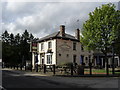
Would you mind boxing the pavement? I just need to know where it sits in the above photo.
[2,68,120,89]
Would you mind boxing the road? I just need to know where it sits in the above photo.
[2,70,87,89]
[2,69,119,90]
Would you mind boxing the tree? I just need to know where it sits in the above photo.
[81,3,120,75]
[9,33,14,43]
[15,33,21,45]
[114,10,120,62]
[2,30,35,67]
[29,33,34,41]
[2,30,10,43]
[2,31,11,63]
[21,30,30,60]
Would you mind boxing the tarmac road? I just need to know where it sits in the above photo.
[2,70,87,89]
[2,69,119,90]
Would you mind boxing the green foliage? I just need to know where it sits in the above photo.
[81,3,120,54]
[114,10,120,57]
[2,30,36,65]
[58,62,73,68]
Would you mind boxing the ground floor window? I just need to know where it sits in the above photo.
[80,55,84,64]
[47,55,52,64]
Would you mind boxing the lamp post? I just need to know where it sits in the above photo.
[29,41,32,72]
[89,55,92,75]
[112,41,115,75]
[35,52,38,72]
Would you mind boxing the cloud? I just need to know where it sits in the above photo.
[2,2,118,38]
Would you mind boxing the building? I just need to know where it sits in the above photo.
[31,25,93,69]
[93,51,120,68]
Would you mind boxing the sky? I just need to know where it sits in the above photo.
[1,1,119,38]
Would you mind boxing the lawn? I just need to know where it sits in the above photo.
[84,68,120,74]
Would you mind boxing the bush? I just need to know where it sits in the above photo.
[58,62,73,68]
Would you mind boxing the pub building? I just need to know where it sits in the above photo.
[31,25,93,69]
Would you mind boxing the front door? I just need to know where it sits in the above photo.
[41,57,44,65]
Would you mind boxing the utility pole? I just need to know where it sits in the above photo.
[112,41,115,75]
[29,41,32,72]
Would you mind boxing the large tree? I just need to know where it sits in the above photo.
[2,30,35,67]
[114,10,120,62]
[81,3,120,75]
[2,31,11,63]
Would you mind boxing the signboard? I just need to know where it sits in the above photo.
[31,42,37,52]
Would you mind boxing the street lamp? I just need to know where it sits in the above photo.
[112,41,115,75]
[28,40,32,72]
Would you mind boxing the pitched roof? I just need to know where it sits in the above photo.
[37,31,79,42]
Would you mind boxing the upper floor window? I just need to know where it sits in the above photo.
[41,43,44,50]
[48,42,52,49]
[73,42,76,50]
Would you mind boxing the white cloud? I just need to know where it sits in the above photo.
[6,2,27,12]
[16,16,34,26]
[2,2,118,38]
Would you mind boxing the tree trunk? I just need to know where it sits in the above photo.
[119,55,120,67]
[105,53,109,75]
[112,47,115,75]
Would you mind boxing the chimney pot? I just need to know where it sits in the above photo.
[60,25,65,37]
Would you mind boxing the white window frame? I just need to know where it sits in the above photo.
[46,54,52,64]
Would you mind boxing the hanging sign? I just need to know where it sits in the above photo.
[32,42,37,52]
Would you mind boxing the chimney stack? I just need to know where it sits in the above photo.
[60,25,65,37]
[75,29,80,41]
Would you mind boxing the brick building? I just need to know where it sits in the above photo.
[31,25,93,69]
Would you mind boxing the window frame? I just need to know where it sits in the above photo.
[73,42,76,50]
[41,43,44,51]
[48,41,52,49]
[47,55,52,64]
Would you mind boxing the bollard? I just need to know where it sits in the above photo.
[53,65,55,75]
[71,64,73,75]
[77,64,85,75]
[11,65,12,69]
[17,65,18,70]
[89,63,92,75]
[44,64,46,74]
[36,64,38,72]
[25,65,26,71]
[31,65,32,72]
[14,65,15,69]
[8,64,9,68]
[20,65,22,70]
